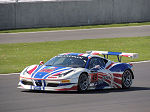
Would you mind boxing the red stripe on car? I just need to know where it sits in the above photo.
[106,63,114,69]
[27,66,38,75]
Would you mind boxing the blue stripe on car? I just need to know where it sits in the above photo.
[31,65,43,78]
[43,68,72,79]
[109,63,132,72]
[32,66,72,79]
[107,52,122,55]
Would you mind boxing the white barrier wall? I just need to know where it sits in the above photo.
[0,0,150,30]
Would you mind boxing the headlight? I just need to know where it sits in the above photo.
[58,70,73,77]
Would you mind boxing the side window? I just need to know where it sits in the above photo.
[97,58,106,67]
[89,58,98,69]
[103,58,108,64]
[89,57,105,69]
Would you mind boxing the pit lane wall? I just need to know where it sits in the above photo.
[0,0,150,30]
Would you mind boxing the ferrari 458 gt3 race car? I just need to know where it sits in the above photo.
[18,51,138,92]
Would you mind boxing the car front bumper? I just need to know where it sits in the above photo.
[18,77,78,91]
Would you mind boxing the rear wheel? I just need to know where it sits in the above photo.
[122,70,133,88]
[78,73,89,92]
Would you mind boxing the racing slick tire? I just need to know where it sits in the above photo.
[78,73,89,92]
[122,69,133,88]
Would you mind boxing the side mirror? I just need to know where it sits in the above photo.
[39,61,44,65]
[94,65,100,69]
[90,65,100,72]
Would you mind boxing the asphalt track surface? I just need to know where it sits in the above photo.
[0,62,150,112]
[0,25,150,112]
[0,25,150,43]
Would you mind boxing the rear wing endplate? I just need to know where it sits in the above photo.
[86,51,138,62]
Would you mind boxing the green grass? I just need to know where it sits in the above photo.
[0,22,150,33]
[0,36,150,74]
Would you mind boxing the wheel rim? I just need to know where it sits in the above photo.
[123,70,132,88]
[79,74,89,91]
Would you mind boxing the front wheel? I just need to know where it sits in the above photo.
[122,70,133,88]
[78,73,89,92]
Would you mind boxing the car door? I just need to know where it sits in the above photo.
[89,57,113,89]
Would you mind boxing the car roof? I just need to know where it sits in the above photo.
[59,53,102,58]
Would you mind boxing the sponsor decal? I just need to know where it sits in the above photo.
[33,86,41,90]
[47,76,58,78]
[39,67,57,73]
[61,80,70,83]
[90,73,98,83]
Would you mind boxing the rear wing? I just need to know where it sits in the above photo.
[86,51,138,62]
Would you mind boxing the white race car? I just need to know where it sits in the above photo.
[18,51,138,92]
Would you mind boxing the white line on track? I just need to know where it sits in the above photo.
[130,60,150,64]
[0,73,20,76]
[0,60,150,76]
[2,25,150,35]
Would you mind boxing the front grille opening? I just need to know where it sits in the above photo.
[35,81,42,86]
[21,80,33,85]
[47,83,59,87]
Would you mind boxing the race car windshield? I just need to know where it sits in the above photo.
[44,55,88,68]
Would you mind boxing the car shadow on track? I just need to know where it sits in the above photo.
[21,86,150,94]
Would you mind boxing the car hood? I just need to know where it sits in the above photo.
[30,65,74,79]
